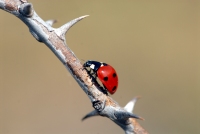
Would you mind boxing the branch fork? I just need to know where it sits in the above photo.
[0,1,148,134]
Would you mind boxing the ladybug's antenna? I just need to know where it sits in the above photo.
[80,59,85,64]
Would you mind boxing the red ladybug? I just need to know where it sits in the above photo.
[83,60,118,95]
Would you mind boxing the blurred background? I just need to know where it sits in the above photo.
[0,0,199,134]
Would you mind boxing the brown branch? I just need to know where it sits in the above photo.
[0,1,148,134]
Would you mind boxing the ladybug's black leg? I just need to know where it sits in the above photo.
[88,70,97,78]
[99,85,108,95]
[84,68,98,84]
[83,66,107,95]
[90,77,108,95]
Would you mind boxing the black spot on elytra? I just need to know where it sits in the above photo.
[104,77,108,81]
[113,73,116,78]
[112,86,116,91]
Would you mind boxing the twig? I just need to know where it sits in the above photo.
[0,1,148,134]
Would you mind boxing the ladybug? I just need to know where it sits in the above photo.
[83,60,118,95]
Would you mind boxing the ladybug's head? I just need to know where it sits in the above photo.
[83,60,93,68]
[83,60,103,72]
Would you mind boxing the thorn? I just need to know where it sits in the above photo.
[46,19,57,26]
[82,110,99,121]
[127,112,145,121]
[55,15,89,39]
[124,96,141,113]
[114,110,144,121]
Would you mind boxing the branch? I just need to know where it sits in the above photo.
[0,1,148,134]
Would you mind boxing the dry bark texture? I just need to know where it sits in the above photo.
[0,1,148,134]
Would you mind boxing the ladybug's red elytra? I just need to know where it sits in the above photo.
[83,60,118,95]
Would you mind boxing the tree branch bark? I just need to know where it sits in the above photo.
[0,1,148,134]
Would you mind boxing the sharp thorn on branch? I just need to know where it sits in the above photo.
[82,110,99,121]
[114,109,144,121]
[46,19,57,26]
[124,96,141,113]
[55,15,89,40]
[126,112,145,121]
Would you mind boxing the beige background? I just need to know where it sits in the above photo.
[0,0,200,134]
